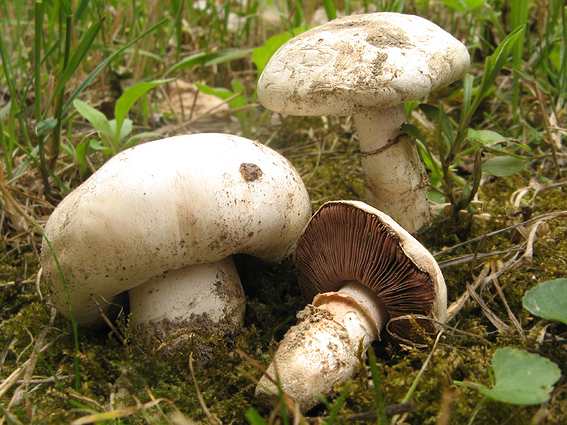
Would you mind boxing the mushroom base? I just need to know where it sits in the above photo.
[127,258,245,359]
[127,310,243,363]
[255,282,388,413]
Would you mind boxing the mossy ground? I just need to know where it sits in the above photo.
[1,113,566,424]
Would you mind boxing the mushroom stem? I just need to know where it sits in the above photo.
[128,257,245,338]
[255,281,389,413]
[353,105,431,233]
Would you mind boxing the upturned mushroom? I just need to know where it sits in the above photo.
[255,200,446,412]
[41,133,311,346]
[257,12,470,233]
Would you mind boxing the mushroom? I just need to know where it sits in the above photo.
[257,12,470,233]
[255,200,446,412]
[41,133,311,346]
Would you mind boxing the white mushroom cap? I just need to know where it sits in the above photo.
[257,12,470,233]
[257,12,470,116]
[41,134,311,328]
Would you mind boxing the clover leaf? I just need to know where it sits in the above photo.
[456,347,561,405]
[523,278,567,324]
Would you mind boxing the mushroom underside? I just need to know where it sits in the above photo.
[256,201,447,413]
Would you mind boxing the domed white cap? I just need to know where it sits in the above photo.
[41,134,311,326]
[258,12,470,116]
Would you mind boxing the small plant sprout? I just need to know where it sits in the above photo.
[256,201,446,413]
[404,25,528,215]
[455,347,561,405]
[523,278,567,325]
[72,78,172,163]
[41,134,311,349]
[257,12,470,232]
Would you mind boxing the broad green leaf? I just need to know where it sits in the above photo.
[402,123,425,143]
[123,132,163,150]
[206,48,253,66]
[442,0,468,13]
[465,0,485,9]
[419,104,454,140]
[74,140,90,177]
[196,81,247,112]
[482,156,526,177]
[230,79,248,109]
[108,118,133,145]
[443,0,484,12]
[114,79,172,140]
[466,129,507,146]
[166,52,219,75]
[523,279,567,324]
[465,129,531,155]
[73,100,112,136]
[195,83,234,100]
[251,27,307,76]
[89,139,109,151]
[476,348,561,405]
[252,32,292,75]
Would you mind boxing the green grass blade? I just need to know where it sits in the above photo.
[0,24,31,150]
[459,74,473,128]
[509,0,529,121]
[369,347,387,424]
[74,0,90,21]
[322,0,337,21]
[61,18,170,115]
[49,3,73,169]
[390,332,443,425]
[34,0,52,199]
[40,229,81,391]
[40,37,62,66]
[166,47,252,75]
[0,107,12,180]
[48,16,104,109]
[461,25,526,130]
[322,381,351,424]
[57,0,72,17]
[245,408,267,425]
[165,0,185,59]
[557,1,567,97]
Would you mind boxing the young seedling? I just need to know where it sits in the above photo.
[72,79,172,161]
